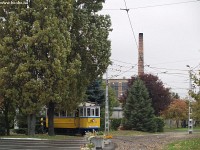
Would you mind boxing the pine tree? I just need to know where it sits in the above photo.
[121,74,172,116]
[123,78,156,132]
[86,79,104,104]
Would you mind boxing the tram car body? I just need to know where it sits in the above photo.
[46,102,100,134]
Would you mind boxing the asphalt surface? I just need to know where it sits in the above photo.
[0,138,88,150]
[0,138,116,150]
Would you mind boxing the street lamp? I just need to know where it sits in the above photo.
[186,65,193,134]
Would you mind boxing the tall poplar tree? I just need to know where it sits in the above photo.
[68,0,112,104]
[0,1,26,135]
[0,0,74,136]
[1,0,112,136]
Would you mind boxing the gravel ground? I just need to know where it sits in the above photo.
[112,132,200,150]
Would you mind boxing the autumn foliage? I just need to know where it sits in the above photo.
[162,99,188,128]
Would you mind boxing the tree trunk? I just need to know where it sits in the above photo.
[4,108,10,135]
[27,114,36,136]
[4,102,10,135]
[48,101,55,136]
[169,119,172,128]
[176,120,179,128]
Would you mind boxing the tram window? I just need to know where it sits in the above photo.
[79,108,83,117]
[87,108,91,116]
[91,108,95,116]
[84,108,86,116]
[60,111,66,117]
[95,108,99,116]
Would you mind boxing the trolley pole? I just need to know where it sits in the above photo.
[187,65,193,134]
[105,71,109,135]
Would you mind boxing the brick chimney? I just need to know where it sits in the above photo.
[138,33,144,76]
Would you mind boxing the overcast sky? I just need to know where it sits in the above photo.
[101,0,200,98]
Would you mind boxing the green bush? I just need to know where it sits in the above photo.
[154,117,164,132]
[96,131,104,135]
[13,128,27,134]
[16,113,27,128]
[111,118,122,130]
[0,127,6,136]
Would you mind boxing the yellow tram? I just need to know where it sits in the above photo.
[46,102,100,134]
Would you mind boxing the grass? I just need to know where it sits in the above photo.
[164,127,200,132]
[109,130,154,136]
[165,138,200,150]
[108,127,200,137]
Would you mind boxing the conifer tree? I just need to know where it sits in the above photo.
[86,79,104,104]
[123,78,156,132]
[121,74,172,116]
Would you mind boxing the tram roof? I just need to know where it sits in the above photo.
[79,102,98,107]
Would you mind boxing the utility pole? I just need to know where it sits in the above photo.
[105,71,109,135]
[187,65,193,134]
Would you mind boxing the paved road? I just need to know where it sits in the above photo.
[0,138,88,150]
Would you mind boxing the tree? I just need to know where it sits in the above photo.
[68,0,112,105]
[101,81,120,130]
[0,4,25,135]
[123,78,156,132]
[170,92,180,99]
[191,71,200,121]
[0,96,15,135]
[162,99,188,128]
[192,101,200,121]
[0,0,74,136]
[0,0,112,136]
[121,74,172,116]
[0,39,17,135]
[85,79,119,130]
[86,79,105,104]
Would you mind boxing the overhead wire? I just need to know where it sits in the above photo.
[144,64,189,79]
[146,58,200,66]
[102,0,200,11]
[108,64,137,79]
[111,59,136,65]
[145,65,188,72]
[111,62,137,69]
[129,0,200,10]
[121,0,138,49]
[106,0,199,87]
[192,63,200,70]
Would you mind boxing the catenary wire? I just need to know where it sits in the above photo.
[102,0,200,10]
[121,0,138,49]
